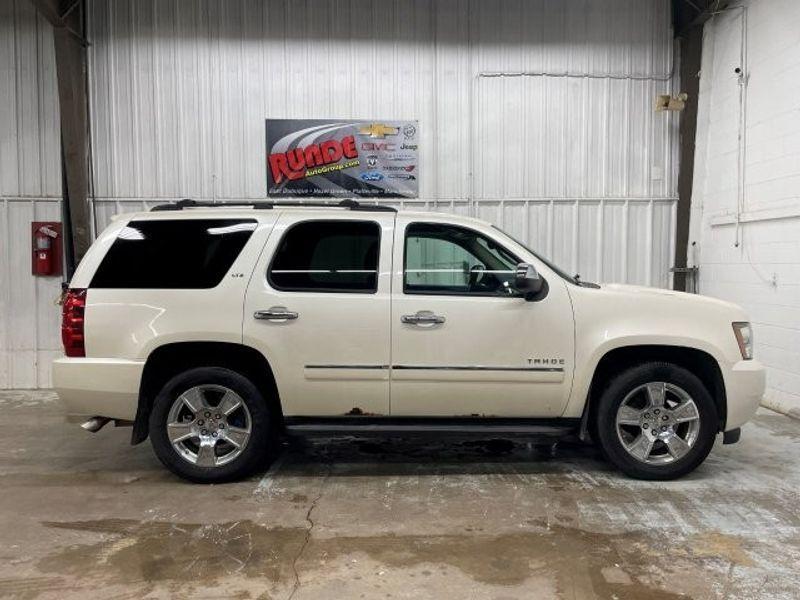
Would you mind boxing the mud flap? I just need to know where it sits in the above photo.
[722,428,741,445]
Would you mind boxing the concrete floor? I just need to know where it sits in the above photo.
[1,391,800,599]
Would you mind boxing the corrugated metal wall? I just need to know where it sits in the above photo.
[0,0,680,389]
[0,0,63,388]
[89,0,680,287]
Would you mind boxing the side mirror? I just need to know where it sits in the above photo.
[514,262,543,298]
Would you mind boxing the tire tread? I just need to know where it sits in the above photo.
[594,361,718,480]
[149,366,277,483]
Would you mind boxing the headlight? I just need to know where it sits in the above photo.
[732,322,753,360]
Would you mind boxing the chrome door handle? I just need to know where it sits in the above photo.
[401,310,446,325]
[254,306,299,321]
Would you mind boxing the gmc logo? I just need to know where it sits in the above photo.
[361,142,396,152]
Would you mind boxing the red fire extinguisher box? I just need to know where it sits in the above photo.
[31,221,63,277]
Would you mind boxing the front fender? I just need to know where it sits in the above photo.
[562,283,747,419]
[563,334,730,418]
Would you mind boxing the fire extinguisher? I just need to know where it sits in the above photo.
[34,225,58,276]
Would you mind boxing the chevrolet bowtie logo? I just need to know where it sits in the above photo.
[358,123,400,138]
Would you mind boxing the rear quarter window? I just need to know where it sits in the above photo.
[90,219,257,289]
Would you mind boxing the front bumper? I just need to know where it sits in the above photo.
[724,359,766,431]
[53,358,144,422]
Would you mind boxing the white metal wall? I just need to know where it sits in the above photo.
[0,0,681,389]
[0,0,63,389]
[89,0,680,287]
[689,0,800,416]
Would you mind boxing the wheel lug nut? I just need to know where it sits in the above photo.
[215,414,221,420]
[663,415,669,421]
[211,431,217,437]
[197,419,204,426]
[661,426,667,431]
[644,413,650,419]
[654,409,660,415]
[219,423,225,429]
[642,423,649,429]
[204,411,211,418]
[201,429,208,435]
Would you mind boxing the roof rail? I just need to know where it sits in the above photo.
[150,198,397,213]
[151,199,271,211]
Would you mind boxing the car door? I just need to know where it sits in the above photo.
[243,211,395,416]
[390,214,575,417]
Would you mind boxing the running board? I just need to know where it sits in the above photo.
[284,417,580,439]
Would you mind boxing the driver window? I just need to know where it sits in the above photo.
[404,222,520,296]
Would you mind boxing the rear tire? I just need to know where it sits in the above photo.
[594,362,718,480]
[149,367,277,483]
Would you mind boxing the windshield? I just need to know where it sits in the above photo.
[491,225,579,285]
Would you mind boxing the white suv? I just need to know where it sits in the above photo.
[54,199,765,482]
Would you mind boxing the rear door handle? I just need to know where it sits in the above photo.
[401,310,446,325]
[254,306,299,321]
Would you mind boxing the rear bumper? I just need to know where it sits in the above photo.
[53,358,144,421]
[724,359,766,431]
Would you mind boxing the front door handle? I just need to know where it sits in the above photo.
[401,310,446,325]
[254,306,299,321]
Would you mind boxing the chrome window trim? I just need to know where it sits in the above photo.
[305,364,565,373]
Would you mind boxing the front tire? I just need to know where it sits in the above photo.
[149,367,276,483]
[594,362,718,480]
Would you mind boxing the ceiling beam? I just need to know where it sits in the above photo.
[673,0,734,37]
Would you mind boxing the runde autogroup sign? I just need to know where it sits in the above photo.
[266,119,419,198]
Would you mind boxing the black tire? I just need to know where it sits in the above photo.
[594,362,718,480]
[149,367,277,483]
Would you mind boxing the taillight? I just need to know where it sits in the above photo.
[61,288,87,357]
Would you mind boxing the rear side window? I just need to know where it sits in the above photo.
[268,220,380,293]
[91,219,257,289]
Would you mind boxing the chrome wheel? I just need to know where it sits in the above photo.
[166,384,252,468]
[615,382,701,465]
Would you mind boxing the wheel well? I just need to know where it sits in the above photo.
[132,342,281,445]
[584,345,727,438]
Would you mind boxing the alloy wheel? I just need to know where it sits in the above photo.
[166,384,252,468]
[615,381,701,465]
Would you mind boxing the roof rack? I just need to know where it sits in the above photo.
[150,198,397,213]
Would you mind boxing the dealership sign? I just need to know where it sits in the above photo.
[266,119,418,198]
